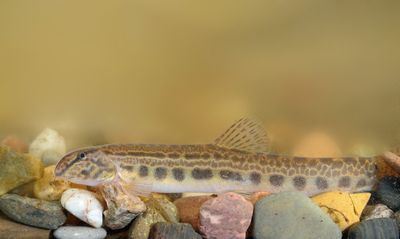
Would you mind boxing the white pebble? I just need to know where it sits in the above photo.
[61,189,104,228]
[54,226,107,239]
[29,128,66,166]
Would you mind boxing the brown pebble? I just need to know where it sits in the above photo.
[1,135,28,153]
[174,195,214,231]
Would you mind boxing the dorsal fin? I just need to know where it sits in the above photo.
[214,117,270,153]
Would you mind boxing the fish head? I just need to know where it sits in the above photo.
[54,148,116,186]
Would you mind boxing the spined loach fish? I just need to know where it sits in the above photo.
[55,118,395,197]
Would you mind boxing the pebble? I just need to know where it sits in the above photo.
[312,191,370,230]
[174,195,214,231]
[0,193,66,229]
[375,176,400,210]
[61,189,104,228]
[29,128,66,166]
[100,183,146,229]
[149,222,202,239]
[347,218,399,239]
[147,195,179,223]
[253,191,341,239]
[199,192,253,239]
[362,204,394,221]
[33,165,70,200]
[53,226,107,239]
[0,146,43,196]
[1,135,28,153]
[393,210,400,228]
[128,205,166,239]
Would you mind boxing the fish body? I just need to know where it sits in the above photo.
[55,118,378,196]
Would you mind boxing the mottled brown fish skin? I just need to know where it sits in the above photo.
[55,143,378,196]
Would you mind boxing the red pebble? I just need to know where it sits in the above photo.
[199,192,253,239]
[1,135,28,153]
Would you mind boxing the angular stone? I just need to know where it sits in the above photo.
[53,226,107,239]
[362,204,394,221]
[0,212,50,239]
[100,183,146,230]
[253,191,341,239]
[312,191,370,230]
[149,222,202,239]
[0,193,66,229]
[375,176,400,211]
[33,165,71,201]
[128,205,166,239]
[347,218,399,239]
[199,192,253,239]
[0,146,43,196]
[146,195,178,223]
[174,195,214,231]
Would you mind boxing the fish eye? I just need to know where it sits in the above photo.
[78,152,86,159]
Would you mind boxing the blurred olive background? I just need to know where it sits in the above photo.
[0,0,399,153]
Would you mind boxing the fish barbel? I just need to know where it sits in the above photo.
[55,118,379,196]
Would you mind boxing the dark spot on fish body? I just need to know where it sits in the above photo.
[356,178,367,188]
[81,169,91,176]
[293,176,306,190]
[288,169,295,176]
[172,168,185,181]
[250,172,261,185]
[155,167,167,180]
[184,153,201,160]
[338,176,351,188]
[168,153,180,159]
[192,168,213,180]
[320,158,333,165]
[316,177,328,190]
[332,160,344,169]
[139,165,148,177]
[213,153,223,160]
[202,153,211,159]
[93,170,103,179]
[343,157,357,167]
[219,170,243,181]
[269,174,284,186]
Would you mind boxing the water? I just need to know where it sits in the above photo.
[0,0,399,152]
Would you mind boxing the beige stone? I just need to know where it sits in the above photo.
[0,146,43,196]
[33,165,70,200]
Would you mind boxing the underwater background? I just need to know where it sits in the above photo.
[0,0,399,153]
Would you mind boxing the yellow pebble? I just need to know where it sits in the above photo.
[33,165,70,200]
[312,191,370,231]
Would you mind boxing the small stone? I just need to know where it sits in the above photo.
[61,189,104,228]
[0,193,66,229]
[147,195,178,223]
[128,205,166,239]
[199,192,253,239]
[375,176,400,210]
[29,128,66,166]
[1,135,28,153]
[99,183,146,230]
[0,212,50,239]
[362,204,394,221]
[53,226,107,239]
[33,165,70,200]
[174,195,214,231]
[253,191,341,239]
[312,191,370,230]
[393,210,400,228]
[347,218,399,239]
[0,146,43,196]
[149,222,202,239]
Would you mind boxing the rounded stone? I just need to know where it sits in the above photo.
[29,128,66,166]
[149,222,202,239]
[53,226,107,239]
[253,191,341,239]
[347,218,399,239]
[0,193,66,229]
[199,192,253,239]
[375,176,400,211]
[61,189,104,228]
